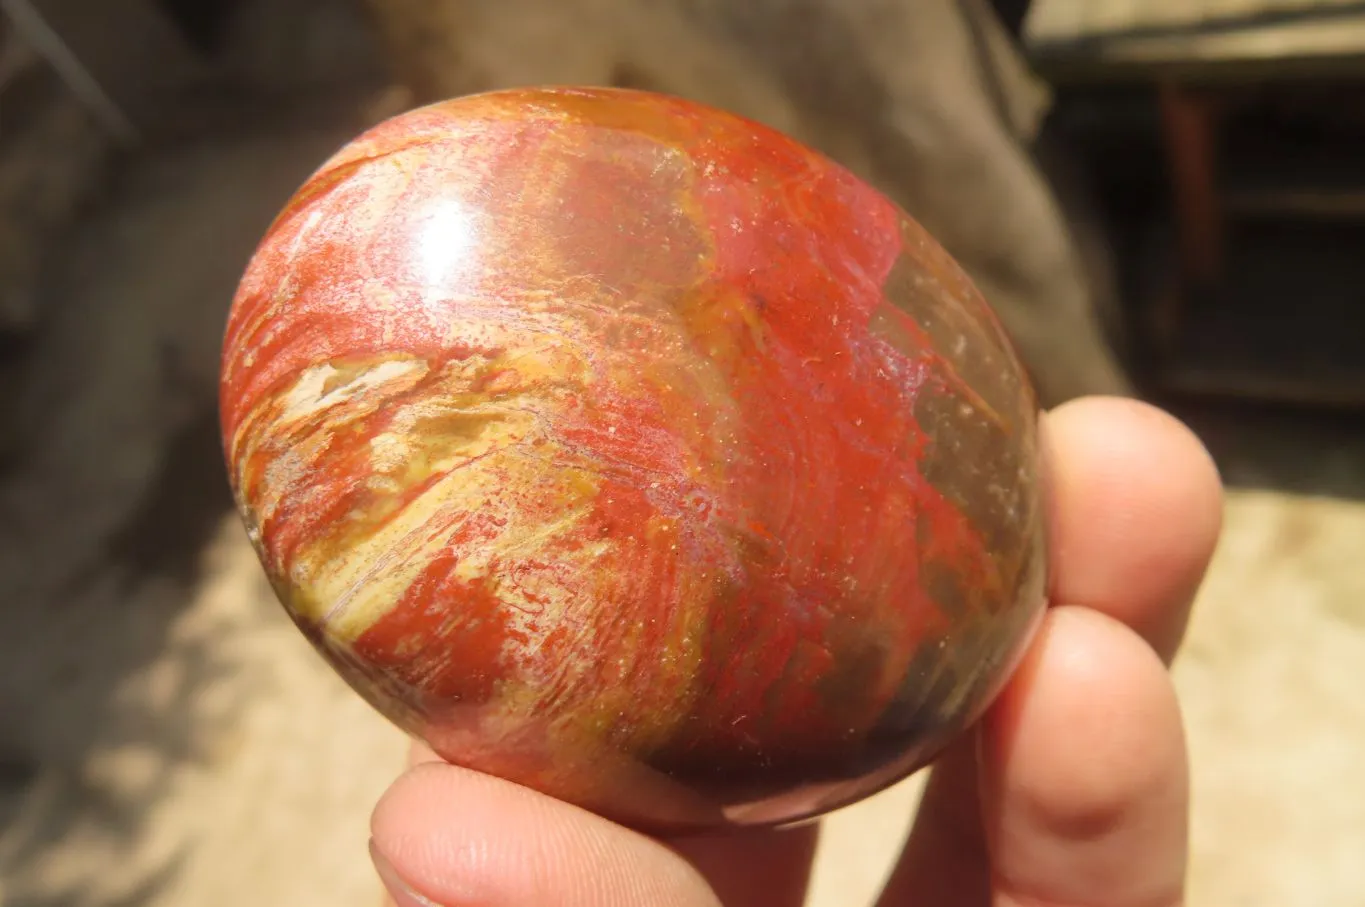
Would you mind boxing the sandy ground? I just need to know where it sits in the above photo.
[0,90,1362,907]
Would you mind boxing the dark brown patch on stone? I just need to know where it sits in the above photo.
[913,376,1038,610]
[881,243,1031,429]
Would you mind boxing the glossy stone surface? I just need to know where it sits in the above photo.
[219,86,1048,833]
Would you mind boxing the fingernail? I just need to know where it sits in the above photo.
[369,838,444,907]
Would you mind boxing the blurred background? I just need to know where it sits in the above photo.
[0,0,1361,904]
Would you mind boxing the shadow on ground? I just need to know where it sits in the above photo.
[0,97,378,905]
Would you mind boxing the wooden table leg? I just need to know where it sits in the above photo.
[1156,81,1223,349]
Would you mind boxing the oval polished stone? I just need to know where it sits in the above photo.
[219,86,1048,833]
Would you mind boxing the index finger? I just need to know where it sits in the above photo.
[879,395,1223,906]
[1044,395,1224,661]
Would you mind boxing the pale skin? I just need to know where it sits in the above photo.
[367,395,1224,907]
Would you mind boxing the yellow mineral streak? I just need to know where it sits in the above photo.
[250,279,738,747]
[276,358,428,429]
[229,356,431,536]
[673,279,769,374]
[298,441,541,641]
[490,512,716,757]
[278,347,597,644]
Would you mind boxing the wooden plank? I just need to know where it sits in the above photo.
[1223,155,1365,217]
[1223,186,1365,216]
[1151,363,1365,409]
[1024,4,1365,82]
[1028,0,1365,42]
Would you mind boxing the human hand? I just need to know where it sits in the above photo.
[367,396,1223,907]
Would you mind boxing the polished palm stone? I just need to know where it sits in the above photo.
[219,86,1048,833]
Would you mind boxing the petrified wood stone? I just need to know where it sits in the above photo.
[220,88,1048,831]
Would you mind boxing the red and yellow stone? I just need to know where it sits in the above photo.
[219,86,1048,832]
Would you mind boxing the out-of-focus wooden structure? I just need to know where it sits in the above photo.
[1023,0,1365,407]
[1027,0,1365,80]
